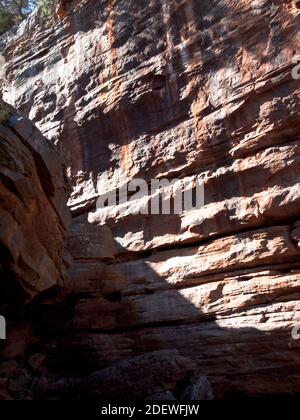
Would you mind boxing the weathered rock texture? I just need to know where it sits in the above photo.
[1,0,300,399]
[0,99,70,399]
[45,349,200,401]
[0,99,70,304]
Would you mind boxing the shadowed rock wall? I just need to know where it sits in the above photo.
[0,99,70,305]
[1,0,300,398]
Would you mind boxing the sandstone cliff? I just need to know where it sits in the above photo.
[1,0,300,399]
[0,99,70,303]
[0,98,71,399]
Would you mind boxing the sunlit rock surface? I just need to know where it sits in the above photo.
[1,0,300,398]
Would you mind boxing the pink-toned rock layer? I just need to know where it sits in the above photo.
[0,99,70,400]
[1,0,300,398]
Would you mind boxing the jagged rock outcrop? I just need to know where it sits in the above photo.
[0,99,70,304]
[1,0,300,398]
[0,99,71,399]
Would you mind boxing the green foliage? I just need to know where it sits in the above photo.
[0,0,55,34]
[0,98,10,122]
[37,0,55,28]
[0,9,13,34]
[0,2,22,34]
[0,0,34,34]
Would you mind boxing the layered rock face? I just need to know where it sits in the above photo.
[1,0,300,398]
[0,99,70,304]
[0,99,70,399]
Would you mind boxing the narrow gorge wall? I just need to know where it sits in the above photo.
[0,99,70,399]
[0,100,70,305]
[1,0,300,398]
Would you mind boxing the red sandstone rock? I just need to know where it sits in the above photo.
[1,0,300,399]
[0,99,70,302]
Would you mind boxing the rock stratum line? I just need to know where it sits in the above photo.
[0,0,300,400]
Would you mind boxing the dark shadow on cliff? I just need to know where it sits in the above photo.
[1,209,297,400]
